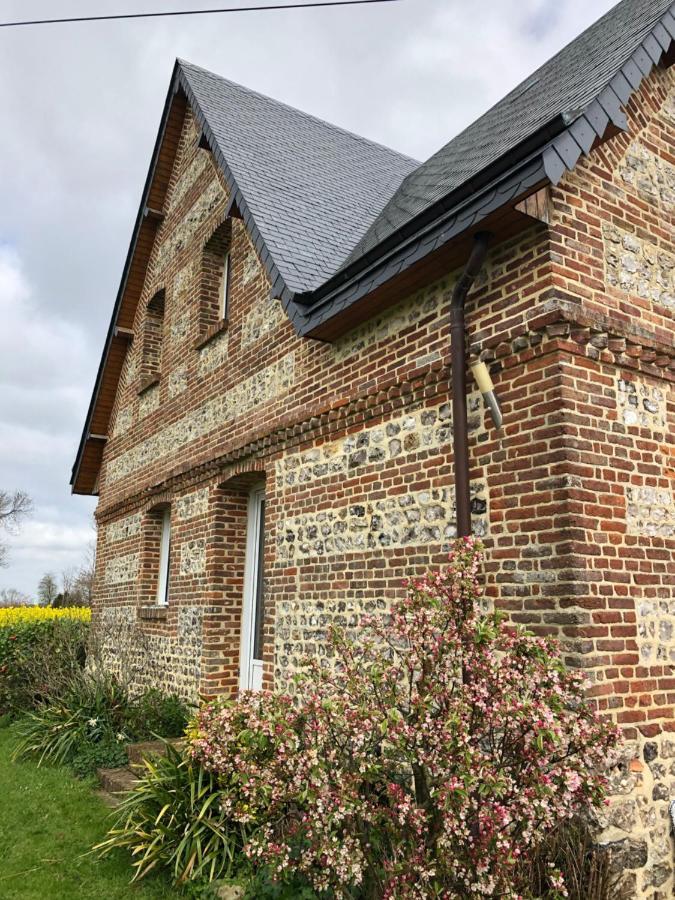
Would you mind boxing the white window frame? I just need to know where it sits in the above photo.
[240,484,265,692]
[156,507,172,606]
[220,251,231,320]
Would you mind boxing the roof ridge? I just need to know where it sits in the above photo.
[177,58,420,166]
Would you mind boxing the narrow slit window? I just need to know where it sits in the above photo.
[156,507,171,606]
[220,251,231,320]
[142,289,165,380]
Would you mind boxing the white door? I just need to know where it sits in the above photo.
[240,485,266,692]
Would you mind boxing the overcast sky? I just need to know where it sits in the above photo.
[0,0,617,597]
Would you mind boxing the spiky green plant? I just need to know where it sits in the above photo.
[95,741,245,885]
[12,672,189,776]
[12,672,131,768]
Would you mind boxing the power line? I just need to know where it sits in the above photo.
[0,0,401,29]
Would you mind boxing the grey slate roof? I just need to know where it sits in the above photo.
[343,0,675,268]
[179,60,419,295]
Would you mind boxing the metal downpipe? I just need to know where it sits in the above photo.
[450,232,491,538]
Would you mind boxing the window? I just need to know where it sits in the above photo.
[156,507,171,606]
[141,289,165,383]
[240,486,265,691]
[198,220,232,336]
[220,251,231,320]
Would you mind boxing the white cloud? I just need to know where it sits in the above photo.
[8,520,95,558]
[0,245,96,594]
[0,246,90,388]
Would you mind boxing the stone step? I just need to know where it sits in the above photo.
[97,766,140,795]
[127,738,184,771]
[127,740,168,769]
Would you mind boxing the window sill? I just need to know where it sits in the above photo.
[138,605,168,621]
[194,318,228,350]
[137,374,161,396]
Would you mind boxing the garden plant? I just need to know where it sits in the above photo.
[1,604,190,776]
[103,538,619,898]
[13,675,190,777]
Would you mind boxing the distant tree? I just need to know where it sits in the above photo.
[0,490,32,567]
[74,540,96,607]
[0,587,31,607]
[37,572,58,607]
[59,568,76,606]
[58,541,95,607]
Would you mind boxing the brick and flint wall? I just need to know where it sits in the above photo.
[92,65,675,898]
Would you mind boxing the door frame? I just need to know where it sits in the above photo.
[239,483,266,691]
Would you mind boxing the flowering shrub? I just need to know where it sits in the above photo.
[192,538,619,899]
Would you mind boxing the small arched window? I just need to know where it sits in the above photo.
[139,501,172,610]
[199,219,232,337]
[141,288,165,383]
[221,249,231,320]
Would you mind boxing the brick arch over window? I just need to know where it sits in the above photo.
[140,288,166,388]
[198,218,232,336]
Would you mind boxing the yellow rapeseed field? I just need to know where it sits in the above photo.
[0,606,91,627]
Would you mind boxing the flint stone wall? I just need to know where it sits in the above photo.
[95,605,205,703]
[603,222,675,313]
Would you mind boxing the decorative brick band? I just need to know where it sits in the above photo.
[100,302,675,524]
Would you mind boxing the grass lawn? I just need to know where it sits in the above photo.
[0,724,180,900]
